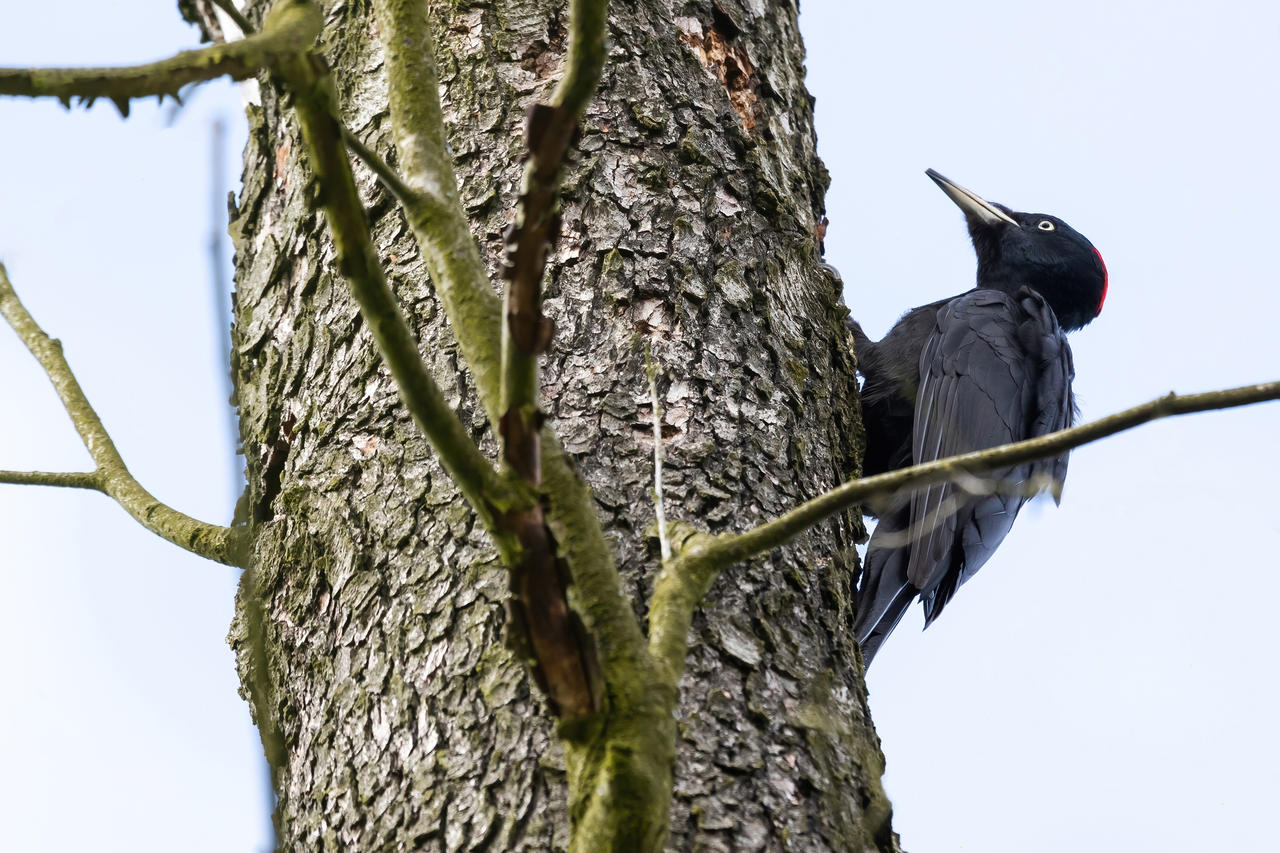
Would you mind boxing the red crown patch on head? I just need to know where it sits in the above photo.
[1094,248,1109,313]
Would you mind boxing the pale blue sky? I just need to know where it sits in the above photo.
[2,2,1277,852]
[0,3,264,850]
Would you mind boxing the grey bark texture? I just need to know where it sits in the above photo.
[203,0,895,849]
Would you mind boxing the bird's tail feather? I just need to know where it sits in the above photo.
[854,526,918,668]
[856,582,915,667]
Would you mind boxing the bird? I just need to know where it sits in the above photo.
[849,170,1107,667]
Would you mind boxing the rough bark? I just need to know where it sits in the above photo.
[208,0,893,849]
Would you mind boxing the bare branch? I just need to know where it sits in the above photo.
[648,379,1280,681]
[340,125,417,210]
[725,381,1279,562]
[0,470,100,490]
[491,0,611,722]
[212,0,255,36]
[0,264,247,566]
[868,472,1061,550]
[270,51,527,547]
[646,347,671,563]
[501,0,609,413]
[0,0,317,115]
[370,0,615,721]
[371,0,505,424]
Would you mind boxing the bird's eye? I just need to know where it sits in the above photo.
[1037,220,1055,231]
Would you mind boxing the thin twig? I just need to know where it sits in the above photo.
[212,0,255,36]
[867,472,1061,550]
[0,264,247,566]
[501,0,609,418]
[271,53,527,546]
[340,125,417,208]
[648,379,1280,680]
[371,0,505,424]
[0,470,100,490]
[0,1,318,115]
[645,346,670,563]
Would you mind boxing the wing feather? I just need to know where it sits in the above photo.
[855,287,1078,660]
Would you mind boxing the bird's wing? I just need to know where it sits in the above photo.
[854,289,1074,664]
[1028,304,1076,503]
[907,289,1074,625]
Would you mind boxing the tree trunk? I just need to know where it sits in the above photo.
[208,0,895,848]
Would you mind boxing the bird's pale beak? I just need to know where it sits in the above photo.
[926,169,1019,227]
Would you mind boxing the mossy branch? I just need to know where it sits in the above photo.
[0,264,248,567]
[0,469,100,489]
[648,379,1280,680]
[369,0,642,731]
[0,0,318,115]
[299,0,658,842]
[371,0,506,426]
[340,126,417,210]
[270,47,528,564]
[552,0,610,119]
[212,0,255,36]
[485,0,613,727]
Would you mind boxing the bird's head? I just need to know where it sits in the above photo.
[927,169,1107,331]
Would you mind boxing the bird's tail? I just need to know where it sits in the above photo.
[854,513,917,668]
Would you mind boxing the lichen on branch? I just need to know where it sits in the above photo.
[0,0,321,115]
[0,264,247,566]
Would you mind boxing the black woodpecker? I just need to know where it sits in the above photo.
[850,170,1107,667]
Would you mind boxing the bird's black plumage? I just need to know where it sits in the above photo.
[850,170,1107,666]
